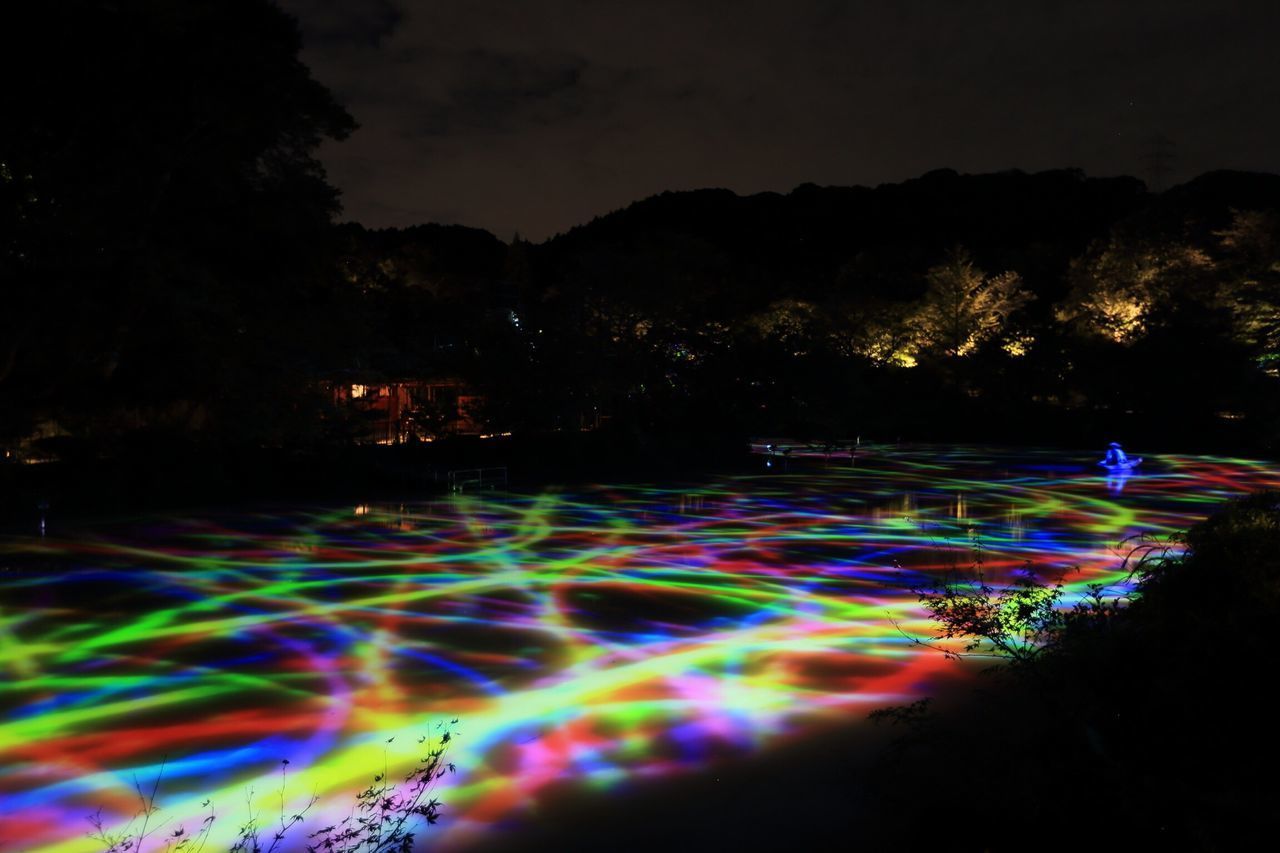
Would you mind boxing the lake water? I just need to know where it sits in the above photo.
[3,446,1277,851]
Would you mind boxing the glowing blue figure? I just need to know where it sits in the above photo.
[1100,441,1142,471]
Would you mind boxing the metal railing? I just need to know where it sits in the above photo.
[447,466,509,493]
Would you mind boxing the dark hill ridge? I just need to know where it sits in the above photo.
[543,169,1280,259]
[341,168,1280,280]
[324,169,1280,329]
[545,169,1143,259]
[1161,169,1280,216]
[1139,169,1280,241]
[549,169,1280,250]
[523,170,1148,312]
[336,221,509,289]
[528,169,1279,305]
[337,167,1280,319]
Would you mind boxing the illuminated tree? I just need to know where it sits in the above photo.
[1056,237,1213,343]
[911,248,1030,357]
[1214,209,1280,367]
[826,299,918,367]
[1216,208,1280,265]
[743,298,819,355]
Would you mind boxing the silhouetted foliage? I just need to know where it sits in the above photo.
[87,724,457,853]
[2,0,354,453]
[867,493,1280,851]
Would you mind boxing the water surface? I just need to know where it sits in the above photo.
[2,447,1276,850]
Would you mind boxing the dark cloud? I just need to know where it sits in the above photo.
[287,0,402,47]
[279,0,1280,240]
[404,49,597,137]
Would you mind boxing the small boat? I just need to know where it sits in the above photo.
[1099,457,1142,472]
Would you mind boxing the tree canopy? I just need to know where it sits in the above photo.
[1,0,355,449]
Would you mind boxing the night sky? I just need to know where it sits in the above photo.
[279,0,1280,240]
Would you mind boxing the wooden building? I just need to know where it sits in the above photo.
[329,377,483,444]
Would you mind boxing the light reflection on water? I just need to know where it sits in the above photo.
[2,446,1278,851]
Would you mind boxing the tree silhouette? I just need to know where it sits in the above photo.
[1,0,355,450]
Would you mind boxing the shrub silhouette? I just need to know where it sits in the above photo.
[88,722,457,853]
[870,493,1280,851]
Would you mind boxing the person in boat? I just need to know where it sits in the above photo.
[1101,442,1141,468]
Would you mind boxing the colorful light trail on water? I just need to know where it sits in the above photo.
[2,446,1278,851]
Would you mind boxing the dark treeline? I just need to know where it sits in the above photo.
[5,1,1280,484]
[2,0,357,460]
[465,168,1280,451]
